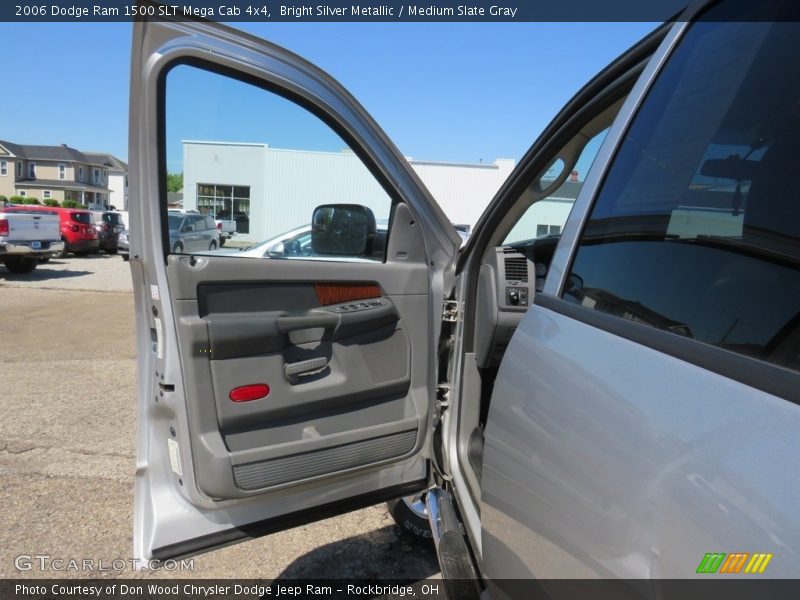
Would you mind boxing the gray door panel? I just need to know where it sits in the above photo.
[131,12,458,559]
[165,254,432,501]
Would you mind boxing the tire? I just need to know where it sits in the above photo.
[172,242,183,254]
[387,493,432,539]
[4,257,38,274]
[74,251,91,257]
[219,238,226,247]
[121,254,129,262]
[208,240,218,251]
[39,258,50,264]
[58,239,69,258]
[106,248,117,255]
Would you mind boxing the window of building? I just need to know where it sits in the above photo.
[29,162,36,178]
[93,168,100,184]
[535,224,562,237]
[0,160,7,176]
[564,16,800,374]
[43,190,52,199]
[16,162,21,177]
[19,190,26,197]
[197,184,251,234]
[78,167,83,182]
[59,164,66,180]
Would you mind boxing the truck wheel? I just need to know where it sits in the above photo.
[387,493,432,539]
[58,240,69,258]
[4,257,38,274]
[219,238,226,247]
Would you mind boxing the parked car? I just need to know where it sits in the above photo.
[167,210,220,253]
[130,1,800,590]
[216,220,390,259]
[118,229,130,261]
[0,207,63,273]
[90,211,125,254]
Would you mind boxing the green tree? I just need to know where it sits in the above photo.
[166,172,183,193]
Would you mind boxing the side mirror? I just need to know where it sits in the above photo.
[181,224,193,232]
[267,242,285,257]
[311,204,376,256]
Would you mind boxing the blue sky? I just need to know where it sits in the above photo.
[1,21,657,167]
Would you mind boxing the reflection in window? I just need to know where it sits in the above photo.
[566,9,800,373]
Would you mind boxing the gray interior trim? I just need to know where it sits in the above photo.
[535,294,800,405]
[234,429,418,490]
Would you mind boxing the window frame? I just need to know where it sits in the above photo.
[0,160,7,176]
[43,190,52,199]
[29,162,36,178]
[58,163,66,180]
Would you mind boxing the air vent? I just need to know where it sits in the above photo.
[502,247,518,254]
[504,256,528,282]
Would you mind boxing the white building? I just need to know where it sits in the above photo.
[182,140,575,243]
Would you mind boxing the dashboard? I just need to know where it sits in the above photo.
[474,236,560,368]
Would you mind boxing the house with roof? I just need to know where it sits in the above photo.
[0,140,126,208]
[83,152,129,210]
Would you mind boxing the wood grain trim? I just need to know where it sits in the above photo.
[315,283,381,306]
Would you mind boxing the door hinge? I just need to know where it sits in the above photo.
[442,300,459,322]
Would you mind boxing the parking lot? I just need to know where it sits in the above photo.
[0,254,438,580]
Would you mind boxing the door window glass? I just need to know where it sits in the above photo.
[165,64,392,259]
[565,6,800,373]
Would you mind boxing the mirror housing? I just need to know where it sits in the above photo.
[311,204,376,256]
[267,242,285,257]
[181,224,193,233]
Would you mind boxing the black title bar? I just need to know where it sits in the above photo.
[5,0,689,23]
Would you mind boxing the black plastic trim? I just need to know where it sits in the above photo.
[151,478,427,562]
[535,294,800,405]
